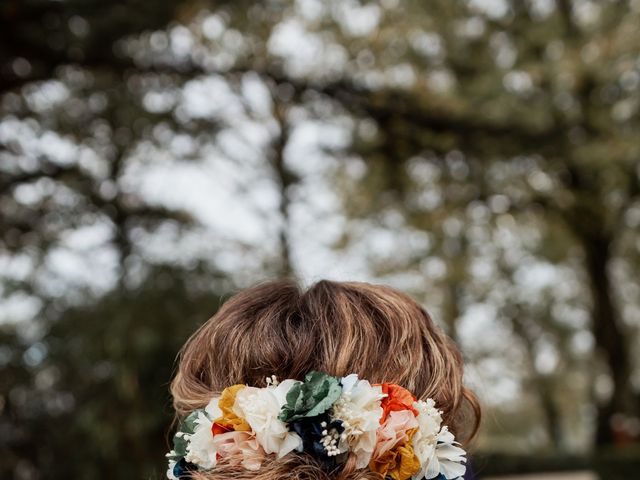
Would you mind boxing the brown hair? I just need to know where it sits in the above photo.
[170,279,480,480]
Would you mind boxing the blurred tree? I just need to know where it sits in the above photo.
[0,0,192,92]
[0,3,230,479]
[314,0,640,448]
[2,2,640,479]
[0,266,227,479]
[1,3,306,478]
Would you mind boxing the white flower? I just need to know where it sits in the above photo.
[412,400,466,480]
[332,374,386,468]
[205,395,223,419]
[184,410,218,469]
[166,455,178,479]
[413,399,442,437]
[233,384,302,458]
[432,427,467,479]
[270,379,299,408]
[412,410,466,480]
[412,399,442,480]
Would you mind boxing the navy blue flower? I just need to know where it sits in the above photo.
[173,458,197,479]
[288,412,346,470]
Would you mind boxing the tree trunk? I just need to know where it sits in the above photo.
[443,282,461,344]
[270,100,296,278]
[582,234,633,446]
[509,308,564,449]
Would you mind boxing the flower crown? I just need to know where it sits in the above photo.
[166,371,466,480]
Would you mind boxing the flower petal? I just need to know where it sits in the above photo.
[216,385,251,431]
[377,383,418,422]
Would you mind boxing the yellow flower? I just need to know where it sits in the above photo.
[214,384,251,432]
[370,428,421,480]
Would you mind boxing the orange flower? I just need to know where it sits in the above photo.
[369,428,421,480]
[211,423,232,435]
[214,384,251,432]
[377,383,418,422]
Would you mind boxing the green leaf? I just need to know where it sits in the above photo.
[170,410,203,458]
[181,410,201,434]
[278,371,342,422]
[171,431,188,458]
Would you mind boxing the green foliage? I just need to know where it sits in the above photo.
[475,447,640,480]
[0,268,226,479]
[473,452,591,476]
[170,410,202,459]
[594,446,640,480]
[278,371,342,422]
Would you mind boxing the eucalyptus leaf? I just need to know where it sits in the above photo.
[278,371,342,422]
[181,410,201,435]
[170,410,203,458]
[171,432,189,458]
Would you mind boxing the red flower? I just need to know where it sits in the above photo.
[376,383,418,423]
[212,422,232,436]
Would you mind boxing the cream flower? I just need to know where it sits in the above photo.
[411,399,466,479]
[427,427,466,479]
[205,395,223,419]
[411,399,443,480]
[233,384,302,457]
[184,411,218,469]
[332,374,386,468]
[270,379,300,407]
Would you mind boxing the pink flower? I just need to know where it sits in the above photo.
[372,410,419,459]
[212,431,266,471]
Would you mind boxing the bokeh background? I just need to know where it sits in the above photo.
[1,0,639,479]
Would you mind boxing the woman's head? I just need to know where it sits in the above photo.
[170,279,479,479]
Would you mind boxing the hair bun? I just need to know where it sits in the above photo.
[169,280,480,479]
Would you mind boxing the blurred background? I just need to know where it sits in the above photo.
[1,0,639,479]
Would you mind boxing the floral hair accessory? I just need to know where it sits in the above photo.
[166,372,467,480]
